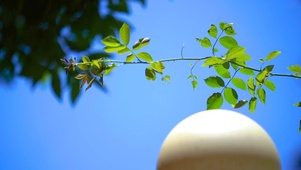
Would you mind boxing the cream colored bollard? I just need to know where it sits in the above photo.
[157,109,281,170]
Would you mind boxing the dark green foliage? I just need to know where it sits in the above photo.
[0,0,145,103]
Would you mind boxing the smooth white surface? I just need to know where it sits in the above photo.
[157,109,281,170]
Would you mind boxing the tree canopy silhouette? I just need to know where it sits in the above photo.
[0,0,145,103]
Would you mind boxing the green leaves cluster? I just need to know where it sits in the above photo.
[64,22,301,132]
[195,22,286,113]
[101,23,168,81]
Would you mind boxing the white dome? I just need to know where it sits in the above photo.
[157,109,281,170]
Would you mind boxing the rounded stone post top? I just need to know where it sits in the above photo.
[157,109,281,170]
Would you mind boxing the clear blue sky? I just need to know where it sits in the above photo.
[1,0,301,169]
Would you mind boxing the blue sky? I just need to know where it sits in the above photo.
[1,0,301,169]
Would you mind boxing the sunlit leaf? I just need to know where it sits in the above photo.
[202,57,225,67]
[197,37,212,48]
[249,97,257,113]
[219,36,238,49]
[247,77,256,95]
[162,75,170,82]
[145,67,156,81]
[226,46,245,60]
[266,51,281,61]
[118,47,131,54]
[104,64,116,75]
[240,68,254,75]
[120,23,130,46]
[187,75,198,79]
[214,48,218,52]
[77,63,89,71]
[294,102,301,107]
[219,22,227,30]
[133,37,150,50]
[236,54,251,62]
[85,77,96,91]
[234,100,248,108]
[82,56,90,63]
[288,64,301,73]
[208,24,218,38]
[264,80,276,91]
[232,78,246,90]
[214,64,231,78]
[104,45,126,53]
[75,73,87,80]
[257,88,266,104]
[204,76,224,88]
[207,92,223,110]
[151,62,165,74]
[137,52,153,63]
[91,60,101,69]
[191,80,198,90]
[224,25,236,36]
[126,53,135,62]
[224,87,238,105]
[264,65,274,72]
[101,36,121,47]
[255,69,269,86]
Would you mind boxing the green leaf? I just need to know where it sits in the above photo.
[91,60,101,69]
[264,65,274,72]
[101,36,121,47]
[75,73,87,80]
[239,68,254,75]
[225,25,236,36]
[104,45,126,53]
[219,22,227,30]
[255,69,269,86]
[224,87,238,105]
[82,56,90,63]
[214,64,231,78]
[51,72,61,99]
[120,23,130,46]
[207,92,223,110]
[86,77,96,91]
[260,58,265,62]
[187,75,198,79]
[118,47,131,54]
[234,100,248,108]
[266,51,281,61]
[151,62,165,74]
[204,76,225,88]
[208,24,218,38]
[137,52,153,63]
[294,102,301,107]
[231,62,239,70]
[197,37,212,48]
[162,75,170,82]
[214,48,218,52]
[231,78,246,90]
[145,67,156,81]
[249,97,257,113]
[247,77,256,95]
[219,36,238,49]
[288,64,301,73]
[133,37,150,50]
[226,46,246,60]
[191,80,198,90]
[202,57,225,67]
[126,53,135,62]
[264,80,276,91]
[236,54,251,62]
[257,88,266,104]
[77,63,89,71]
[104,64,116,75]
